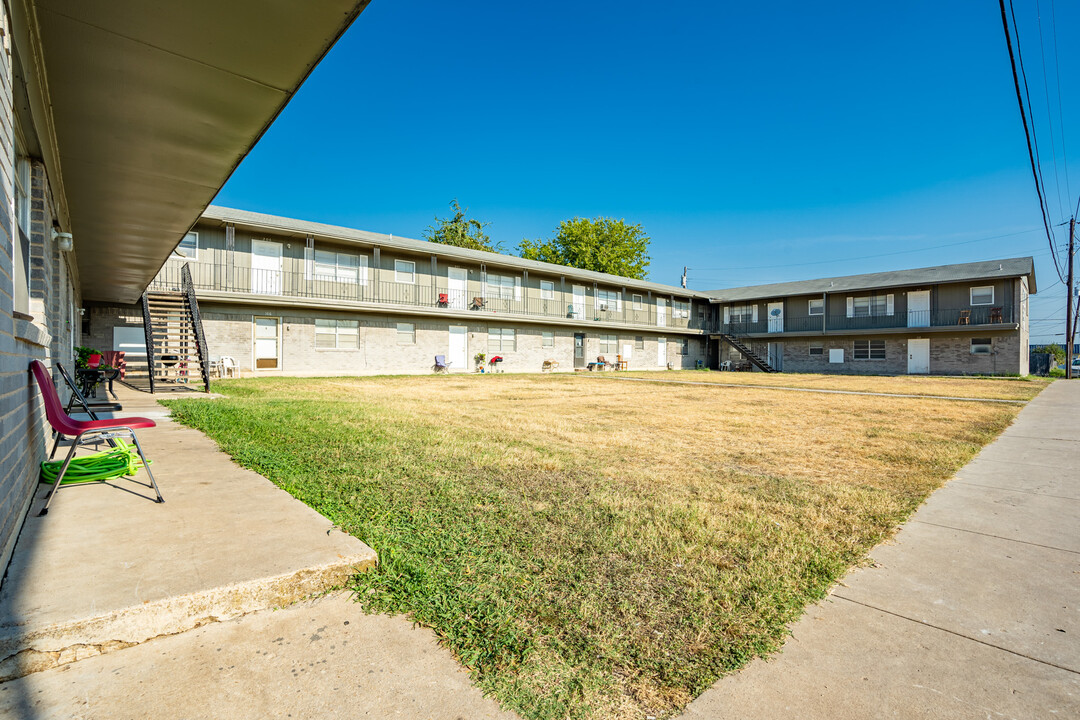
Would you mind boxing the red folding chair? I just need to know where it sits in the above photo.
[30,360,163,515]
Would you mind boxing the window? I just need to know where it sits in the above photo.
[809,341,824,356]
[970,286,994,305]
[172,232,198,261]
[314,250,363,283]
[595,289,620,311]
[12,151,30,314]
[673,300,690,319]
[635,336,645,350]
[488,327,516,352]
[542,330,555,348]
[632,294,643,310]
[853,339,886,360]
[395,259,415,284]
[808,298,824,316]
[396,322,415,344]
[729,304,756,323]
[970,338,992,355]
[540,280,555,300]
[486,273,519,300]
[598,334,618,355]
[849,295,892,317]
[676,338,689,355]
[315,319,359,349]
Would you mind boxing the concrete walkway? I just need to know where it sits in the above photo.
[683,379,1080,719]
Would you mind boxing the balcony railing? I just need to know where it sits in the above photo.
[716,306,1016,336]
[148,262,698,331]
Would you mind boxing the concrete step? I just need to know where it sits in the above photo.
[0,388,376,682]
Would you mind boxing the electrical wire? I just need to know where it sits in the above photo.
[1050,0,1072,208]
[1035,0,1065,218]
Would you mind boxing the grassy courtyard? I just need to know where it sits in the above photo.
[162,373,1037,719]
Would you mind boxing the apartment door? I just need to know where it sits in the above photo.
[767,302,784,333]
[574,333,586,368]
[908,290,930,328]
[254,317,280,369]
[768,342,784,371]
[448,267,467,309]
[572,285,586,318]
[657,337,667,366]
[251,239,283,295]
[657,298,667,327]
[448,325,468,370]
[908,338,929,374]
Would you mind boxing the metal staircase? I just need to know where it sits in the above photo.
[130,264,211,393]
[719,333,778,373]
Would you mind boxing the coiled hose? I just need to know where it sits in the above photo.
[40,440,149,485]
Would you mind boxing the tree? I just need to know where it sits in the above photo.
[1034,343,1065,366]
[518,217,651,280]
[423,200,503,253]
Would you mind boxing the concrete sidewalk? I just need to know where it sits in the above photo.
[683,379,1080,719]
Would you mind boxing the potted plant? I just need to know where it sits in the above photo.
[474,352,486,373]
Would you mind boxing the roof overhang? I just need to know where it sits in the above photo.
[13,0,369,304]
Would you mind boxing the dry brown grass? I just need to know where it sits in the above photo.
[167,373,1036,719]
[613,370,1048,401]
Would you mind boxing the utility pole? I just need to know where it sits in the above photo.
[1068,217,1075,379]
[681,267,687,289]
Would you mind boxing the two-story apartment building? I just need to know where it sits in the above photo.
[707,257,1035,376]
[82,207,1035,381]
[84,207,711,377]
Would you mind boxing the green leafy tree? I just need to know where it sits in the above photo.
[424,200,503,253]
[1034,343,1066,366]
[519,217,651,280]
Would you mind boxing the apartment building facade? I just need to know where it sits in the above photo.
[707,257,1035,376]
[85,207,710,377]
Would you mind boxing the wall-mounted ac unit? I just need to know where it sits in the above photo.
[599,303,609,311]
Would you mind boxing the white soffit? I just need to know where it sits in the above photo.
[32,0,369,303]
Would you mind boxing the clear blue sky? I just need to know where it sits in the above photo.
[214,0,1079,344]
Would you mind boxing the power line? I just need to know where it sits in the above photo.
[1049,0,1072,207]
[999,0,1067,283]
[1035,0,1065,219]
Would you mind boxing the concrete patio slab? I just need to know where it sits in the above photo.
[0,592,520,720]
[0,385,376,681]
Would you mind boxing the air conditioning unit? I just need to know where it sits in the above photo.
[599,303,609,311]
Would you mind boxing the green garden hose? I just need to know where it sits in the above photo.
[40,440,149,485]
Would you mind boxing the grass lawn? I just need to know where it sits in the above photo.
[614,370,1049,401]
[163,373,1037,719]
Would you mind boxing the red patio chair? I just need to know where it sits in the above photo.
[29,360,163,515]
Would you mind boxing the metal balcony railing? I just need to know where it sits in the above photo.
[715,305,1016,336]
[148,262,700,331]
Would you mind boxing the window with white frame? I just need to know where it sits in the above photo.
[595,289,621,311]
[315,250,363,283]
[315,318,359,349]
[676,338,689,355]
[486,273,519,300]
[848,294,893,317]
[540,280,555,300]
[598,334,618,355]
[396,322,415,344]
[970,286,994,305]
[12,151,30,314]
[853,339,886,360]
[808,298,824,316]
[172,232,198,261]
[632,294,643,310]
[729,304,756,323]
[635,336,645,350]
[542,330,555,348]
[970,338,992,355]
[809,341,824,356]
[488,327,516,352]
[394,259,415,284]
[673,300,690,319]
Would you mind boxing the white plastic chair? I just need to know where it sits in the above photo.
[219,356,239,378]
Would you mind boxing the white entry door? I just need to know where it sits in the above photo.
[908,338,929,374]
[254,317,280,369]
[767,302,784,333]
[908,290,930,328]
[448,325,467,371]
[251,240,283,295]
[657,298,667,327]
[572,285,586,317]
[657,337,667,366]
[448,267,467,309]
